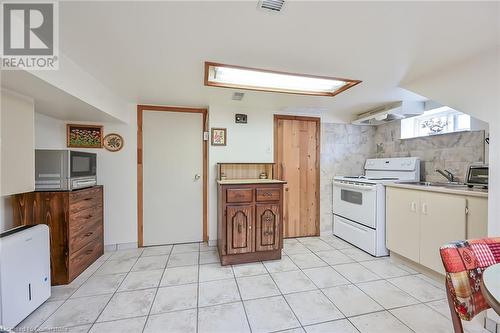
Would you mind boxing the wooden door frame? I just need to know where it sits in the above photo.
[273,114,321,236]
[137,105,208,247]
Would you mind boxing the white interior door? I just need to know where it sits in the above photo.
[143,111,203,246]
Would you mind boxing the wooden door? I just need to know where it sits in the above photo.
[275,116,319,238]
[386,187,421,263]
[255,203,280,252]
[419,192,466,274]
[226,205,254,254]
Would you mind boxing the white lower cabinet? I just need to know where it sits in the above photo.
[387,187,485,274]
[386,188,420,263]
[418,192,466,273]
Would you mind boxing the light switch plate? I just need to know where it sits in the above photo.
[203,131,209,141]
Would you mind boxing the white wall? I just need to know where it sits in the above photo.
[207,105,275,243]
[35,112,138,246]
[401,47,500,236]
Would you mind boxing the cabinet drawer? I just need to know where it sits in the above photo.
[70,188,102,214]
[226,188,253,203]
[69,234,103,281]
[256,188,280,202]
[69,218,103,254]
[70,205,102,228]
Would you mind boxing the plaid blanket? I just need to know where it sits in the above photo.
[440,237,500,321]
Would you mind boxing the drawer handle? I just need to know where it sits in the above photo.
[84,232,93,237]
[85,249,93,255]
[262,192,274,197]
[84,214,93,219]
[84,198,92,201]
[263,231,273,236]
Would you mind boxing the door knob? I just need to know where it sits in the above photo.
[194,174,201,180]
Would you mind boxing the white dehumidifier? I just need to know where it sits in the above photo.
[0,225,51,329]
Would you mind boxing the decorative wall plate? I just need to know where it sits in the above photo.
[103,133,124,152]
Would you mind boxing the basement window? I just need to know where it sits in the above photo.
[204,62,361,97]
[401,106,471,139]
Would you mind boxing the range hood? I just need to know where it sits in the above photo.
[352,101,424,126]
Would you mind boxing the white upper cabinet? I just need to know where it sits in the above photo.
[1,89,35,196]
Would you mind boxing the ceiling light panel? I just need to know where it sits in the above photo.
[205,62,361,97]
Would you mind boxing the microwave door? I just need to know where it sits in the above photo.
[35,150,69,190]
[70,152,97,178]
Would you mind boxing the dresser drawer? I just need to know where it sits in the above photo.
[69,234,103,282]
[226,188,254,203]
[256,188,280,202]
[69,218,103,254]
[70,205,102,227]
[69,187,102,214]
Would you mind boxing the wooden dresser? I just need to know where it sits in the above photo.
[217,163,286,265]
[13,186,104,285]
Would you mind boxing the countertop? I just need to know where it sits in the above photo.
[386,183,488,198]
[217,179,287,185]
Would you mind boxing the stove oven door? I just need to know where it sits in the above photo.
[332,181,377,228]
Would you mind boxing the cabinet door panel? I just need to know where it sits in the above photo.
[386,188,420,263]
[466,197,488,239]
[420,192,466,274]
[255,204,280,252]
[226,205,254,254]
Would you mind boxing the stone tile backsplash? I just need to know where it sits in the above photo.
[319,120,486,234]
[320,123,376,234]
[374,121,486,182]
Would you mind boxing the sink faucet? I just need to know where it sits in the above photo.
[436,169,455,182]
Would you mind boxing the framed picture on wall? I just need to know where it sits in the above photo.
[211,128,227,146]
[67,124,103,148]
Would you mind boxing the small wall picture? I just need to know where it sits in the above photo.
[103,133,124,152]
[211,128,227,146]
[67,124,103,148]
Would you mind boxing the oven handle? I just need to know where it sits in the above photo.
[333,182,377,191]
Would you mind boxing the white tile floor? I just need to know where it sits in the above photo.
[14,235,489,333]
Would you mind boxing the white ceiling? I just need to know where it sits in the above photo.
[11,1,500,122]
[1,70,118,122]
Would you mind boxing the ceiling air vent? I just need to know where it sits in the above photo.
[258,0,285,12]
[232,92,245,101]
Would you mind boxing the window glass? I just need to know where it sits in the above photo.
[401,107,470,139]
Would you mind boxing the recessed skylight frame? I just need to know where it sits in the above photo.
[204,62,361,97]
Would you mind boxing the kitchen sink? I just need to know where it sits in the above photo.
[398,181,469,189]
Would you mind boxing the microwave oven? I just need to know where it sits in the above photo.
[466,164,488,188]
[35,150,97,191]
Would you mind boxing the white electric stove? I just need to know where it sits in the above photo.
[333,157,420,257]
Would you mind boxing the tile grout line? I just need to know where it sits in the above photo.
[34,254,113,331]
[140,244,175,333]
[232,265,253,333]
[312,241,420,333]
[262,258,305,331]
[86,250,144,332]
[291,246,364,333]
[287,237,422,332]
[195,244,201,333]
[30,237,451,333]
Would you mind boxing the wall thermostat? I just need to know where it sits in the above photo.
[235,114,247,124]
